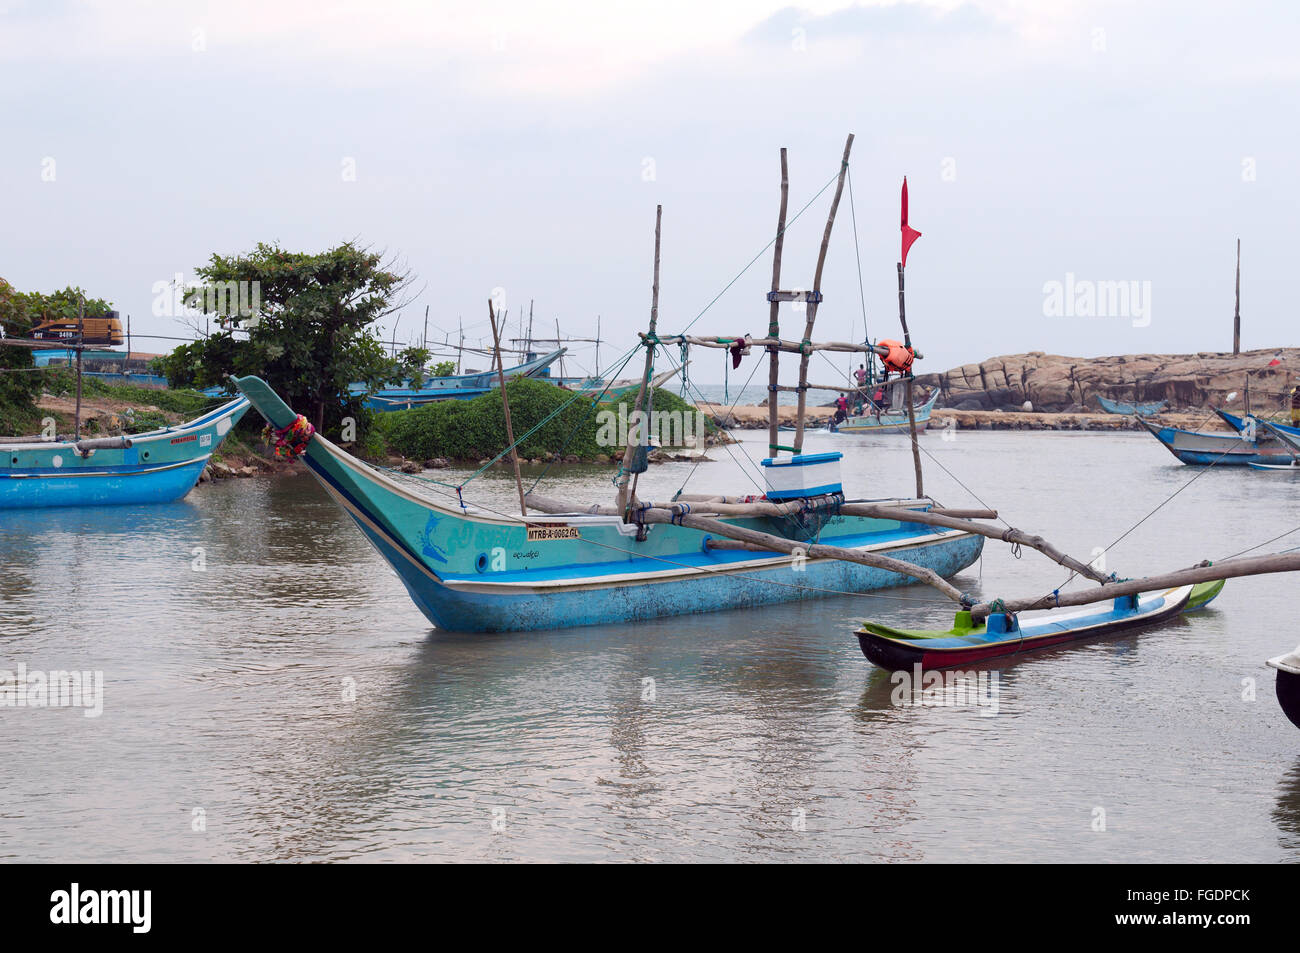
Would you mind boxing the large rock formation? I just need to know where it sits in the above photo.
[916,348,1300,413]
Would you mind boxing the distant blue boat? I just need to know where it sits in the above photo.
[353,348,567,411]
[1136,416,1293,466]
[1098,395,1167,416]
[202,348,569,408]
[1211,406,1300,439]
[0,397,248,509]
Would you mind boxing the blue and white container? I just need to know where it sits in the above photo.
[760,451,843,500]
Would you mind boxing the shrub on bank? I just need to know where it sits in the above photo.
[375,379,712,462]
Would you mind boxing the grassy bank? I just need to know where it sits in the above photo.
[375,378,714,463]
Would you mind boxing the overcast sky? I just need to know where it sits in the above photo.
[3,0,1297,382]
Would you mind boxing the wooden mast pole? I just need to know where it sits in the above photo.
[74,294,84,440]
[897,263,924,498]
[1233,238,1241,356]
[767,148,790,459]
[488,300,527,517]
[616,204,662,516]
[792,133,854,455]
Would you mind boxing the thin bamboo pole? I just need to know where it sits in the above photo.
[523,491,1300,621]
[74,295,84,440]
[1233,238,1241,356]
[651,334,921,360]
[767,148,789,457]
[525,491,1104,584]
[838,503,1108,583]
[897,264,923,498]
[969,552,1300,620]
[793,134,854,454]
[616,204,662,516]
[657,509,964,601]
[488,300,527,517]
[527,492,994,521]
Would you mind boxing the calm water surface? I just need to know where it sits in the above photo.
[2,428,1299,862]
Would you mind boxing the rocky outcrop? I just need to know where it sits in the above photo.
[916,348,1300,413]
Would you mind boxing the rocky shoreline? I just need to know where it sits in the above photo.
[916,347,1299,414]
[698,348,1297,432]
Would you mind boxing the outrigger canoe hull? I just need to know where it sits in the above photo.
[0,397,248,509]
[856,580,1224,670]
[835,392,938,434]
[232,375,985,633]
[1136,418,1292,466]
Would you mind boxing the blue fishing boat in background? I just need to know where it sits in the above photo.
[1098,395,1167,415]
[352,347,567,411]
[1211,405,1300,439]
[1135,415,1294,466]
[202,348,569,408]
[0,397,248,509]
[835,390,938,434]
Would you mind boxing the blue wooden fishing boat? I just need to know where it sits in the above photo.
[1211,406,1300,439]
[351,348,566,411]
[0,397,248,509]
[200,348,567,406]
[857,580,1224,670]
[1098,395,1167,415]
[835,391,938,434]
[231,375,983,632]
[1135,416,1293,466]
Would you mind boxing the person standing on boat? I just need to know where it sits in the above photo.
[834,393,849,424]
[1291,382,1300,426]
[854,364,868,388]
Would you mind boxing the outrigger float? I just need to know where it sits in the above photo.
[233,137,1300,732]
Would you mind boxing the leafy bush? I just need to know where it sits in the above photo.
[376,381,708,462]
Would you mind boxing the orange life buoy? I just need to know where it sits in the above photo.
[878,339,914,375]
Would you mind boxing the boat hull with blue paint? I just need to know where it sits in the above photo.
[1213,406,1300,439]
[0,397,248,509]
[354,348,567,411]
[836,391,938,434]
[1136,417,1292,466]
[1098,395,1167,415]
[200,349,569,407]
[857,580,1223,670]
[233,375,985,633]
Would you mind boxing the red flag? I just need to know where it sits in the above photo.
[1269,356,1282,366]
[900,176,922,268]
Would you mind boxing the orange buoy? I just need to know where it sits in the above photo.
[878,339,914,375]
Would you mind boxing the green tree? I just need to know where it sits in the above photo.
[391,346,432,389]
[0,281,113,431]
[158,242,411,432]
